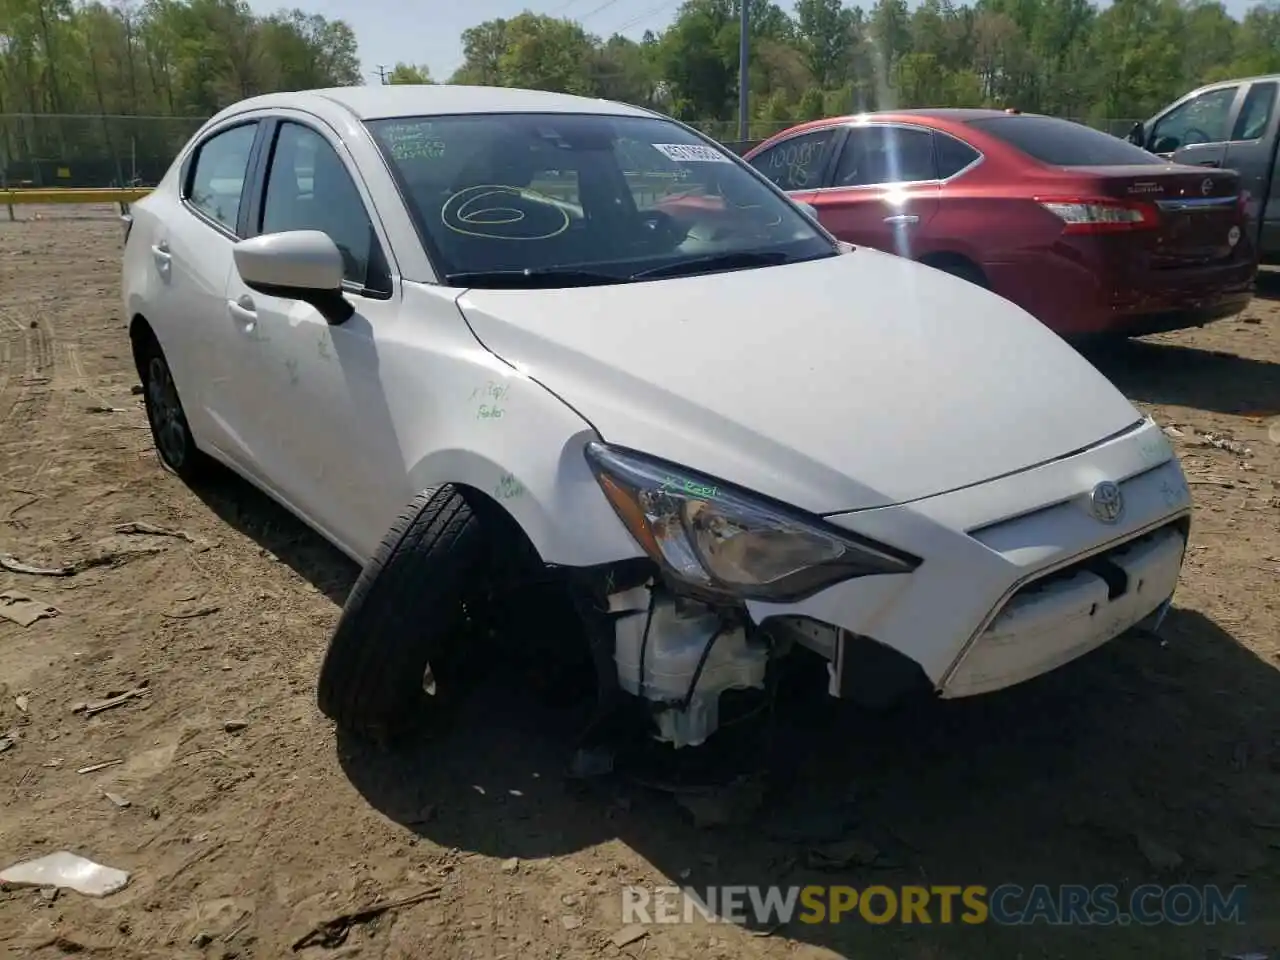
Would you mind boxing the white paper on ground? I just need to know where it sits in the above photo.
[0,851,130,896]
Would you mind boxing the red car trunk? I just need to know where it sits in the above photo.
[1045,165,1244,266]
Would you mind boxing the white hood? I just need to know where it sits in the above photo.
[457,248,1141,514]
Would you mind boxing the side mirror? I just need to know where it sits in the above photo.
[1127,121,1146,148]
[232,230,354,324]
[797,201,819,219]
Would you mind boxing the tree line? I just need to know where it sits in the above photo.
[0,0,360,182]
[2,0,1279,182]
[443,0,1280,137]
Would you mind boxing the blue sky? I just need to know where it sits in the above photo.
[247,0,1261,86]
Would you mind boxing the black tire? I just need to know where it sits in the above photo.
[317,484,492,743]
[138,334,210,482]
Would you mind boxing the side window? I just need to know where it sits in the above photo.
[748,130,836,192]
[261,122,390,293]
[934,132,981,179]
[1150,87,1238,151]
[834,126,936,187]
[1231,82,1277,141]
[187,123,258,233]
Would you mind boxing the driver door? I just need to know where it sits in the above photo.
[224,115,406,553]
[1146,84,1243,168]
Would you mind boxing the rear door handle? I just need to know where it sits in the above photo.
[151,240,171,273]
[1194,160,1220,167]
[883,214,919,225]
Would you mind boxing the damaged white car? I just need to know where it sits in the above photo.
[121,85,1194,754]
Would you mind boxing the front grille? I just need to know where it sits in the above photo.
[1006,515,1190,605]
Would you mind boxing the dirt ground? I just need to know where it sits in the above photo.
[0,205,1277,960]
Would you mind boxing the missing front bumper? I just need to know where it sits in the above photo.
[940,522,1187,698]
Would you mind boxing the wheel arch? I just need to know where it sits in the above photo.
[129,312,158,380]
[406,439,645,569]
[916,250,990,288]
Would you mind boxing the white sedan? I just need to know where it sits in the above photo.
[121,84,1193,751]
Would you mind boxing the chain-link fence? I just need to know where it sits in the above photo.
[0,112,1145,188]
[0,114,208,189]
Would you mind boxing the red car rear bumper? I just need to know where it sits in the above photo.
[983,253,1256,338]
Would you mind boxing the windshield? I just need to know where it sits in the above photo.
[967,115,1166,167]
[366,112,837,287]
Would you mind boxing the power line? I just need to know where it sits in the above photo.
[611,0,677,33]
[372,64,390,84]
[577,0,625,22]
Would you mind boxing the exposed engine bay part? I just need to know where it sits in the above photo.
[608,583,769,748]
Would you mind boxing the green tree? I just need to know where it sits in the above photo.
[386,62,432,84]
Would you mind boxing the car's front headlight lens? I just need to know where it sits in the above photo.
[584,442,920,602]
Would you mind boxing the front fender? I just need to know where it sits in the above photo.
[407,434,644,569]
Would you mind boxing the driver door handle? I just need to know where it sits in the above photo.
[883,214,919,225]
[1194,160,1220,167]
[227,295,257,326]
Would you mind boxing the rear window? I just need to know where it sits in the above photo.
[967,115,1165,166]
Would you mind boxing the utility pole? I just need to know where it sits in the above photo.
[737,0,749,141]
[373,65,389,85]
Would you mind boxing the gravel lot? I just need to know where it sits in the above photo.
[1,205,1277,959]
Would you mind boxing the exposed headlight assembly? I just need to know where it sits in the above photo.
[584,442,921,602]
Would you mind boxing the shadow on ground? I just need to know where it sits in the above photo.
[188,439,1279,960]
[1253,268,1280,301]
[1081,337,1280,417]
[188,463,359,605]
[331,604,1280,959]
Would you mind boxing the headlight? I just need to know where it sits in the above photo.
[584,442,920,602]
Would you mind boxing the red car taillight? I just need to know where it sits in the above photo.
[1036,197,1160,235]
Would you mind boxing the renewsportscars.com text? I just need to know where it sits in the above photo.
[622,883,1248,926]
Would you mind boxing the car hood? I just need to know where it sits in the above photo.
[456,248,1142,514]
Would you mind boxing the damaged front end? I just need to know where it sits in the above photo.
[575,442,922,753]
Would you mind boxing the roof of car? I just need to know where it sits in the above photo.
[249,84,659,121]
[748,108,1053,150]
[879,108,1045,121]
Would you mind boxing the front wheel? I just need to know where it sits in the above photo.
[317,485,493,743]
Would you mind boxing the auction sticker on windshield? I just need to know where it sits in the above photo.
[652,144,731,163]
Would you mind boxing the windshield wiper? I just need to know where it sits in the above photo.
[628,250,799,281]
[444,268,623,289]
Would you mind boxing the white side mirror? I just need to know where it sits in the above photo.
[234,230,345,292]
[233,230,353,324]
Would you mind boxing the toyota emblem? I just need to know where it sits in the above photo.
[1201,177,1214,196]
[1089,481,1125,524]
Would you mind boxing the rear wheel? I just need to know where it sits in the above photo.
[317,485,494,743]
[138,334,210,482]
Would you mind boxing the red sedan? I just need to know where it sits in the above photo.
[742,109,1257,338]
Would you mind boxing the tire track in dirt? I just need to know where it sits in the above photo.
[0,306,30,431]
[26,336,92,488]
[6,316,59,489]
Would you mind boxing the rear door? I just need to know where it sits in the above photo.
[1147,83,1244,168]
[745,125,844,209]
[811,122,942,258]
[1222,79,1280,249]
[160,118,266,456]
